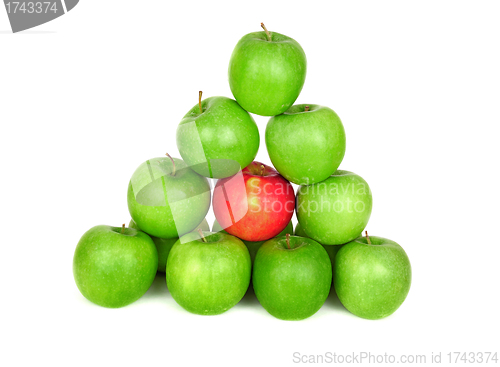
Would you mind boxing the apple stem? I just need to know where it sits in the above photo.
[261,23,271,41]
[199,91,203,114]
[260,164,265,176]
[198,229,207,243]
[121,224,125,234]
[305,105,310,112]
[365,230,372,245]
[286,233,291,249]
[165,153,176,176]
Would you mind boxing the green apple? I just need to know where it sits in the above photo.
[228,23,307,116]
[213,219,293,264]
[73,225,158,308]
[129,218,209,273]
[266,104,346,185]
[127,155,211,239]
[296,170,373,245]
[295,222,342,272]
[166,231,251,315]
[176,94,260,178]
[334,235,412,319]
[253,235,331,320]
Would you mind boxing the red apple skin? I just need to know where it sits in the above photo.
[213,161,295,242]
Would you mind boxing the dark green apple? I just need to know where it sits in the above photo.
[296,170,373,245]
[213,219,293,264]
[294,222,342,272]
[266,104,346,185]
[176,94,259,178]
[73,225,158,308]
[129,218,209,273]
[253,235,331,320]
[228,24,307,116]
[166,231,251,315]
[127,155,211,239]
[334,235,412,320]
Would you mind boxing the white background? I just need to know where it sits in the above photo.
[1,1,499,366]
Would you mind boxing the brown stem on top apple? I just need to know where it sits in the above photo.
[199,91,203,114]
[198,229,207,243]
[260,164,265,176]
[121,224,126,234]
[286,233,291,249]
[261,23,271,41]
[305,106,310,112]
[365,230,372,245]
[165,153,176,176]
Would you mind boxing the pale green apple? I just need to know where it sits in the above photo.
[127,156,210,239]
[296,170,372,245]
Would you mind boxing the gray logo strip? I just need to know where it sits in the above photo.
[3,0,79,33]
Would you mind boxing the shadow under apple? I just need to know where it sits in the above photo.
[142,273,170,300]
[237,283,260,308]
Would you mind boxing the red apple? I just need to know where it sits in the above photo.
[213,161,295,241]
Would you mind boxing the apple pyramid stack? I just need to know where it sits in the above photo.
[73,24,411,321]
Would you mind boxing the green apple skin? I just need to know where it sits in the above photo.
[127,156,211,239]
[253,236,332,321]
[73,225,158,308]
[129,219,209,273]
[296,170,373,245]
[228,30,307,116]
[266,104,346,185]
[334,236,411,320]
[166,231,251,315]
[176,96,259,179]
[213,220,293,264]
[295,222,342,271]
